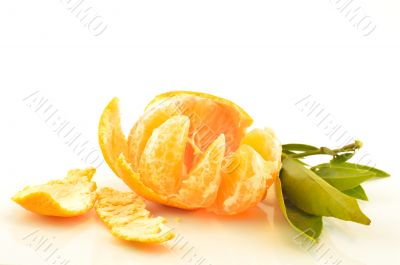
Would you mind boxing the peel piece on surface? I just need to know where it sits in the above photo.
[12,168,97,217]
[95,187,175,243]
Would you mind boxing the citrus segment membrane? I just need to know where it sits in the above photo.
[176,134,226,208]
[128,91,253,171]
[242,128,282,187]
[210,128,282,215]
[139,115,190,195]
[95,188,175,243]
[210,145,274,215]
[12,168,97,217]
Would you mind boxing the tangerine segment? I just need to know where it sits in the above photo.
[177,134,226,208]
[139,115,190,195]
[95,188,175,243]
[241,128,282,187]
[117,154,194,209]
[12,168,97,217]
[128,91,253,170]
[98,99,188,208]
[98,97,128,178]
[210,145,274,215]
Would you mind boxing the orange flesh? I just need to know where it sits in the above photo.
[99,91,281,215]
[128,92,253,173]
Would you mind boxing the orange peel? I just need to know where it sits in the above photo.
[12,168,97,217]
[95,188,175,243]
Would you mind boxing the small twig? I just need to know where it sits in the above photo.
[288,140,363,159]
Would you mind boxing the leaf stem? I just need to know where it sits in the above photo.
[288,140,363,159]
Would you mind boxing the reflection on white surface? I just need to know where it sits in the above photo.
[0,192,323,264]
[1,175,399,265]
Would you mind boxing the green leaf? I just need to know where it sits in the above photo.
[346,163,390,178]
[294,158,308,166]
[276,178,322,241]
[311,163,371,200]
[315,162,390,178]
[282,150,296,155]
[342,185,368,201]
[330,153,354,164]
[311,164,375,190]
[282,144,319,152]
[280,157,371,225]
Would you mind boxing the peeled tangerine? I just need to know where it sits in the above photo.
[95,188,175,243]
[12,168,97,217]
[99,91,282,215]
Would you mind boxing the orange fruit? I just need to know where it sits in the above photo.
[98,91,281,215]
[95,188,175,243]
[12,168,97,217]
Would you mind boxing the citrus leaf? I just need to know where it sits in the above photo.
[276,178,322,241]
[342,185,368,201]
[311,164,375,190]
[345,163,390,178]
[280,157,371,225]
[294,158,308,166]
[314,162,390,178]
[282,144,319,152]
[282,150,296,155]
[330,153,354,164]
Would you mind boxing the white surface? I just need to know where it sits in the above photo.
[1,1,400,265]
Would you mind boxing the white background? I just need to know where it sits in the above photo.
[1,1,399,265]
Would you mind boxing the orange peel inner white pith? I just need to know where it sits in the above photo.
[95,187,175,243]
